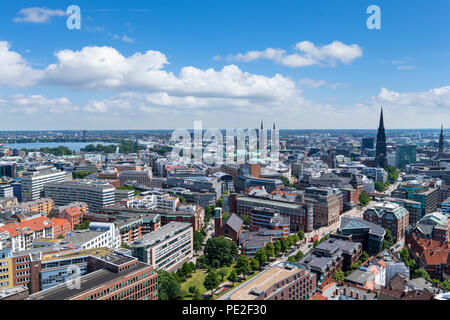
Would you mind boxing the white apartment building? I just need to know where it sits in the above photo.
[0,217,54,252]
[21,166,68,202]
[63,222,120,250]
[44,180,115,211]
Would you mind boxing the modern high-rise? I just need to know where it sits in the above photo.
[362,137,375,151]
[0,184,13,198]
[396,144,417,169]
[44,180,116,211]
[375,108,387,169]
[21,166,69,202]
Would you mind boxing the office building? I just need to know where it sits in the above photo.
[0,184,13,199]
[44,180,115,212]
[305,187,343,229]
[362,137,375,151]
[363,202,409,244]
[28,250,158,300]
[130,222,193,271]
[396,144,417,170]
[21,166,68,202]
[223,261,316,300]
[119,170,153,187]
[339,217,386,254]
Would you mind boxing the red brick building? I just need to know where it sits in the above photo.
[407,233,449,280]
[51,217,72,238]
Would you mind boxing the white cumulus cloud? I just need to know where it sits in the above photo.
[14,7,67,23]
[225,41,363,68]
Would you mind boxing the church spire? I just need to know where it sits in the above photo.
[379,106,384,129]
[439,124,445,153]
[375,106,387,168]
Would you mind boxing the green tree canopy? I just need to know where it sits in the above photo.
[235,255,251,276]
[383,229,394,249]
[157,270,180,300]
[203,270,221,292]
[265,242,275,258]
[359,190,371,206]
[193,231,205,251]
[204,236,238,268]
[254,248,268,266]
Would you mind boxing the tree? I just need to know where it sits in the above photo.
[387,166,399,183]
[218,269,228,282]
[74,220,90,230]
[72,171,95,179]
[250,258,259,271]
[193,230,205,251]
[204,236,238,268]
[375,181,387,192]
[274,240,282,255]
[235,255,251,277]
[204,205,216,223]
[227,269,238,285]
[441,280,450,291]
[192,288,202,300]
[297,229,305,241]
[333,270,345,282]
[196,255,207,269]
[255,248,268,266]
[120,242,130,249]
[359,190,371,206]
[383,229,394,249]
[222,211,231,221]
[157,270,180,300]
[294,250,304,261]
[359,251,370,263]
[313,240,319,248]
[203,270,220,293]
[240,214,251,226]
[399,247,410,262]
[178,195,186,203]
[189,285,197,296]
[412,268,431,281]
[280,237,289,252]
[287,256,297,263]
[265,243,275,259]
[217,198,223,208]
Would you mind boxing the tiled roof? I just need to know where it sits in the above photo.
[0,216,53,237]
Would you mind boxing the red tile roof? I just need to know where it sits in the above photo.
[0,216,53,237]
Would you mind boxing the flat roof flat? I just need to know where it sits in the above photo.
[227,263,304,300]
[28,262,150,300]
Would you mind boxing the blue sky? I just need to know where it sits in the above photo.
[0,0,449,130]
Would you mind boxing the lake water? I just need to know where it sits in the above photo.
[5,141,117,152]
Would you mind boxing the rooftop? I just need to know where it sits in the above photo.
[227,262,306,300]
[28,261,151,300]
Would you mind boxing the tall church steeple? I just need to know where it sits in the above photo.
[375,107,387,168]
[439,125,445,154]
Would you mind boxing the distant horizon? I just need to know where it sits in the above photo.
[0,128,447,133]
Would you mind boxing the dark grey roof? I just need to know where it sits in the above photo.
[340,216,386,237]
[345,269,374,285]
[224,213,243,233]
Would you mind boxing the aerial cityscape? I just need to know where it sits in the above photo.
[0,0,449,309]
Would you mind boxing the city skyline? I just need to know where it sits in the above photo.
[0,1,449,130]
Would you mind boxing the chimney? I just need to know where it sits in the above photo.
[355,292,359,299]
[343,288,346,296]
[350,290,354,298]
